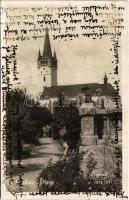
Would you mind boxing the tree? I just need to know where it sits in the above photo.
[6,88,52,159]
[52,102,80,149]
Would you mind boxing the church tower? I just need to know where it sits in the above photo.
[37,29,57,87]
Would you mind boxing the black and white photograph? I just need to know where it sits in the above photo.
[1,1,128,199]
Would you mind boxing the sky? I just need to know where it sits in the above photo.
[16,32,121,97]
[2,1,125,98]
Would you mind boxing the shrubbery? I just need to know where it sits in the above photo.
[38,151,122,193]
[38,151,84,192]
[6,88,52,159]
[52,103,80,149]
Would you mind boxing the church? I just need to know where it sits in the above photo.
[38,29,122,177]
[38,29,118,111]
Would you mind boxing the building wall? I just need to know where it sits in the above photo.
[40,68,51,87]
[38,58,53,87]
[38,59,57,87]
[51,67,57,86]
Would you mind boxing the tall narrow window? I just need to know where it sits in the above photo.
[43,76,46,82]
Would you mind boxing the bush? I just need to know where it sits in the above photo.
[38,151,122,193]
[38,151,84,192]
[6,88,52,159]
[52,103,80,148]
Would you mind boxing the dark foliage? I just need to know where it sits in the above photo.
[38,152,84,192]
[6,88,52,159]
[38,151,122,193]
[52,103,80,149]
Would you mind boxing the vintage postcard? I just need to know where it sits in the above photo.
[1,0,129,199]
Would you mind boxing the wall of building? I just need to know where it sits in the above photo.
[51,67,57,86]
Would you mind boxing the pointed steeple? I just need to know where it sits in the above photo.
[104,72,108,84]
[53,50,57,60]
[38,49,41,60]
[43,28,52,58]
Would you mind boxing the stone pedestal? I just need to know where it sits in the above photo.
[80,114,99,177]
[79,114,116,179]
[79,109,121,181]
[103,117,111,145]
[80,115,98,146]
[80,144,116,178]
[81,135,98,145]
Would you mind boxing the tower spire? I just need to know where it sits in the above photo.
[37,28,57,87]
[43,28,52,58]
[53,49,57,60]
[38,49,41,60]
[104,72,108,84]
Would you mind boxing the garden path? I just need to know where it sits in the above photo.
[6,137,64,194]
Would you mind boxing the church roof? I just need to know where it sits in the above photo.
[41,83,116,99]
[43,29,52,58]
